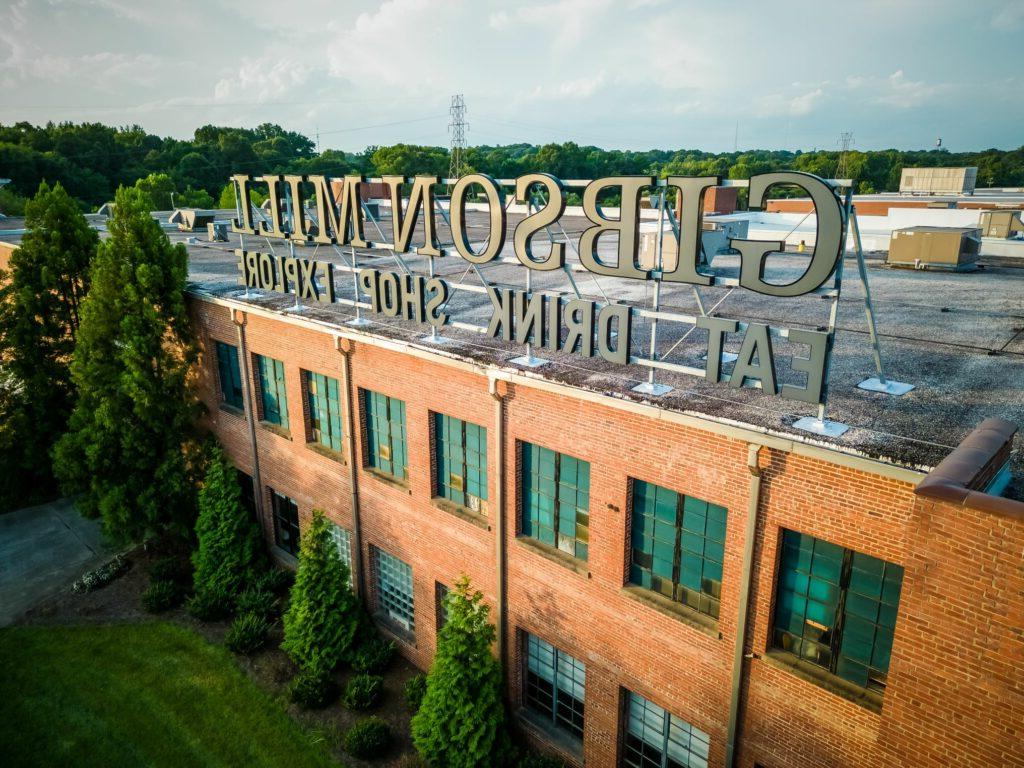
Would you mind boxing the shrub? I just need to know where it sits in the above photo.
[343,716,391,759]
[149,556,192,586]
[281,511,361,675]
[253,567,293,596]
[72,555,129,594]
[186,586,230,621]
[351,637,396,674]
[225,611,269,654]
[412,575,510,767]
[192,445,264,601]
[404,674,427,711]
[142,580,184,613]
[342,673,383,710]
[236,587,278,619]
[288,667,338,710]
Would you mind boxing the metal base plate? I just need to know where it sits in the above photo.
[631,382,674,396]
[345,316,372,327]
[701,352,739,364]
[420,333,453,345]
[857,377,915,396]
[510,355,549,368]
[793,416,851,437]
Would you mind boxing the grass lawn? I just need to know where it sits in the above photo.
[0,622,337,768]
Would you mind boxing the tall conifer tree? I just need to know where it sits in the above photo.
[0,181,97,511]
[54,186,199,542]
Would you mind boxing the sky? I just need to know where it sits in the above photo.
[1,0,1022,154]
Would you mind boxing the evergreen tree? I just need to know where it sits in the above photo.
[411,575,510,767]
[53,185,199,543]
[281,510,361,674]
[192,444,264,601]
[0,181,97,511]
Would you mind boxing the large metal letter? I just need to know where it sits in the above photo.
[310,175,369,248]
[230,174,257,235]
[730,324,777,394]
[513,173,567,270]
[450,173,506,264]
[733,172,844,297]
[663,176,719,285]
[257,175,289,239]
[578,176,653,280]
[383,175,442,256]
[780,329,829,404]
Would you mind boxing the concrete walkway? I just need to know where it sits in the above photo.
[0,499,109,626]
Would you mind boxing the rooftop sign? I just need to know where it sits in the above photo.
[228,172,848,408]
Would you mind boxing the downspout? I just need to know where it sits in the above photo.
[488,375,508,667]
[336,336,366,600]
[726,443,764,768]
[232,308,265,524]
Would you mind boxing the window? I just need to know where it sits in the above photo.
[435,582,450,631]
[630,480,727,619]
[524,633,585,740]
[236,469,256,520]
[522,443,590,560]
[329,523,352,582]
[376,548,414,633]
[364,390,407,480]
[215,341,244,410]
[435,413,487,513]
[305,370,343,452]
[271,490,299,556]
[622,691,710,768]
[256,354,288,429]
[772,529,903,694]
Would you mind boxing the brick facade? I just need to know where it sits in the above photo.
[190,295,1024,768]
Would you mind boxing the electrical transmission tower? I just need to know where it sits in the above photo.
[448,94,468,183]
[836,131,854,182]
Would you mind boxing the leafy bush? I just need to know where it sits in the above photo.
[225,611,269,655]
[252,567,292,596]
[149,556,192,586]
[281,511,361,675]
[236,587,278,619]
[351,637,396,674]
[142,580,185,613]
[342,673,383,710]
[192,445,265,602]
[186,586,230,621]
[404,674,427,711]
[288,667,338,710]
[72,555,129,594]
[343,716,391,759]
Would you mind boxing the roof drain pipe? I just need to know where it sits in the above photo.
[336,336,366,601]
[232,309,266,526]
[488,374,509,670]
[726,443,764,768]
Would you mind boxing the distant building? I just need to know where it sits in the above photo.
[899,166,977,195]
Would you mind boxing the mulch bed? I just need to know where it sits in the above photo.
[18,545,423,767]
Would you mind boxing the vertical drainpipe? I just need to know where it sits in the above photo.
[232,308,265,524]
[726,443,764,768]
[336,336,366,601]
[488,375,508,667]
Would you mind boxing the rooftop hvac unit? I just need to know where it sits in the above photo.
[887,226,981,271]
[979,210,1024,239]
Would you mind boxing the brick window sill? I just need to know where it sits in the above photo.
[516,707,584,766]
[514,536,589,578]
[218,402,244,417]
[259,421,292,440]
[432,497,490,531]
[373,611,416,648]
[363,467,412,494]
[619,585,721,640]
[761,649,884,714]
[305,442,346,465]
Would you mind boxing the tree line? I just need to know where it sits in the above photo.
[2,120,1023,215]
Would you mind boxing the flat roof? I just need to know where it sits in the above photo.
[2,210,1023,485]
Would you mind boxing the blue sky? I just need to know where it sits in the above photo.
[1,0,1022,152]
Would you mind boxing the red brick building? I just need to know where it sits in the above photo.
[189,287,1024,768]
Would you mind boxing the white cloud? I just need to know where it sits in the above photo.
[214,58,315,103]
[758,85,826,117]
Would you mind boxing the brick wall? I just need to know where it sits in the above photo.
[189,295,1024,768]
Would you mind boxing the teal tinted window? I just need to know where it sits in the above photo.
[215,341,244,410]
[305,370,342,452]
[256,354,288,429]
[630,480,726,619]
[524,633,585,740]
[522,443,590,560]
[435,413,487,512]
[271,490,299,556]
[623,691,710,768]
[773,529,903,694]
[364,389,407,480]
